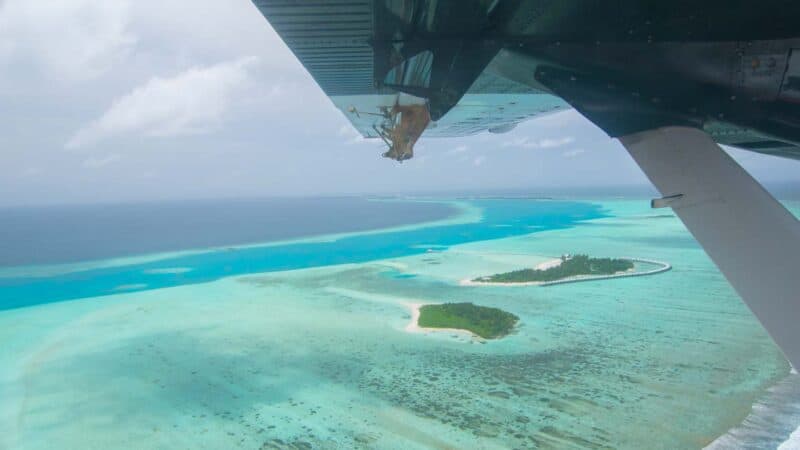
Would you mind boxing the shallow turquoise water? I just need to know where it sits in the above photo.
[0,199,796,449]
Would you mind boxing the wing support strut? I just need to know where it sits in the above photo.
[620,126,800,369]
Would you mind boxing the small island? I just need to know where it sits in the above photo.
[473,254,635,284]
[417,302,519,339]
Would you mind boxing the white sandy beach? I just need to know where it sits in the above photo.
[459,257,562,286]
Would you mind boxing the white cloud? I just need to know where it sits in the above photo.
[473,156,486,166]
[448,145,469,154]
[66,56,258,149]
[501,137,527,148]
[411,155,430,165]
[502,136,575,149]
[19,167,43,178]
[562,148,586,158]
[128,0,302,72]
[0,0,135,81]
[337,125,352,136]
[338,123,381,146]
[539,137,575,148]
[82,154,121,169]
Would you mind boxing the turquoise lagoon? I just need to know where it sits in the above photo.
[0,199,797,449]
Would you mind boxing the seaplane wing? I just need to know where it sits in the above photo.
[252,0,570,148]
[253,0,800,160]
[252,1,800,369]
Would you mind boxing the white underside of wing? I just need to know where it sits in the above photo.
[331,92,569,139]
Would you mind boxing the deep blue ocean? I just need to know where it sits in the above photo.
[0,198,607,309]
[0,197,454,266]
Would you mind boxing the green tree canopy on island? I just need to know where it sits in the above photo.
[418,303,519,339]
[476,254,633,283]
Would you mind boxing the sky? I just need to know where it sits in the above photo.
[1,0,799,206]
